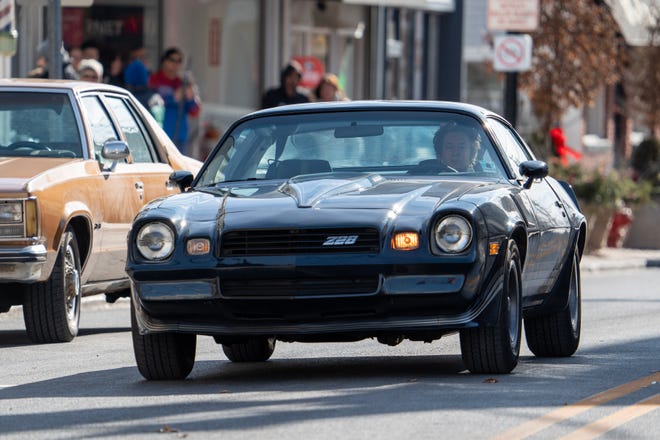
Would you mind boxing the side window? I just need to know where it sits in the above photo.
[105,96,156,163]
[488,118,532,176]
[81,96,120,166]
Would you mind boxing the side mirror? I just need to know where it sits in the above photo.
[519,160,548,189]
[169,170,194,192]
[101,140,130,172]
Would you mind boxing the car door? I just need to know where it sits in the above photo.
[79,94,140,283]
[81,94,179,283]
[488,118,572,297]
[102,94,180,204]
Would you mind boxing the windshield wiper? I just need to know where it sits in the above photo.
[217,177,261,184]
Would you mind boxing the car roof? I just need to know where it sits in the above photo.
[0,78,129,94]
[247,100,500,123]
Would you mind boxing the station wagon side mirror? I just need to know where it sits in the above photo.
[519,160,548,189]
[101,140,130,172]
[169,170,194,192]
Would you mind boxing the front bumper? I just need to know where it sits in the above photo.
[130,263,504,339]
[0,244,47,282]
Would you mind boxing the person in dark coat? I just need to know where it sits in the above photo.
[124,50,164,126]
[260,60,310,109]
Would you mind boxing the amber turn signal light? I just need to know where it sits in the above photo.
[187,238,211,255]
[392,232,420,251]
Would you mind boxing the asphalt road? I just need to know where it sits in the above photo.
[1,268,658,439]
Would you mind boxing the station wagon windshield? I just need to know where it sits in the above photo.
[0,92,83,158]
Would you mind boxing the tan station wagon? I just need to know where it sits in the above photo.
[0,79,201,343]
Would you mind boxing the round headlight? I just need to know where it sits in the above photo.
[136,222,175,260]
[434,215,472,253]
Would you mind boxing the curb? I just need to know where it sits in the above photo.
[581,256,660,272]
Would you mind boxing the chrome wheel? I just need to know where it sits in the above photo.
[506,261,521,352]
[64,241,81,323]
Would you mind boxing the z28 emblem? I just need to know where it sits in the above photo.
[323,235,359,246]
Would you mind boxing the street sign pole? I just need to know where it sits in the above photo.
[48,0,62,79]
[504,68,518,127]
[487,0,539,128]
[503,30,519,127]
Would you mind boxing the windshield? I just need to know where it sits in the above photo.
[0,91,84,158]
[196,110,508,186]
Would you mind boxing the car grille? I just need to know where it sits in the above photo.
[220,275,380,297]
[220,227,380,256]
[0,224,24,238]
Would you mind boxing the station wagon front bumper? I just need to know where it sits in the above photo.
[0,244,47,282]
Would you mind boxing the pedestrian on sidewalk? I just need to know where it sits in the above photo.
[124,45,165,126]
[260,60,310,109]
[77,58,103,82]
[314,73,348,102]
[149,47,201,156]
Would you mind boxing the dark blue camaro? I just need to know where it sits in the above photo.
[126,101,586,380]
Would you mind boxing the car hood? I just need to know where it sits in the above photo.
[0,156,79,192]
[148,173,501,227]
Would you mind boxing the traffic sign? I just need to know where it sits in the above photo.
[493,34,533,72]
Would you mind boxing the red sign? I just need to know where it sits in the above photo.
[208,18,221,67]
[62,8,85,48]
[292,56,325,89]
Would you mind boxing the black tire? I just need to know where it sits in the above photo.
[525,248,581,357]
[23,228,81,343]
[222,338,276,362]
[131,300,196,380]
[460,240,522,374]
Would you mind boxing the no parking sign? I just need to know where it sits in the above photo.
[493,34,533,72]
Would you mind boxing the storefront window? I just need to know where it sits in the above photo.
[62,0,160,83]
[289,0,367,100]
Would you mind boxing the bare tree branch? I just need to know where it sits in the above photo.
[520,0,625,154]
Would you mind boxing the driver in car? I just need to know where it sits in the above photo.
[432,123,481,172]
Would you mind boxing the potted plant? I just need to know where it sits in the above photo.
[622,137,660,249]
[549,160,652,253]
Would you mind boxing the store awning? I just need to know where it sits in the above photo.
[343,0,454,13]
[604,0,658,46]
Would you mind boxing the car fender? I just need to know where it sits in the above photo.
[524,229,581,318]
[58,201,94,272]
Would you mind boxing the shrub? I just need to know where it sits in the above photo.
[549,160,652,207]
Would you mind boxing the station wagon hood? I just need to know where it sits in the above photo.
[0,157,80,192]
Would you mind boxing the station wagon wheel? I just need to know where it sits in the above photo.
[130,300,196,380]
[23,228,81,343]
[460,240,522,374]
[222,338,276,362]
[524,247,581,357]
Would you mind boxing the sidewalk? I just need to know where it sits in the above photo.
[581,247,660,272]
